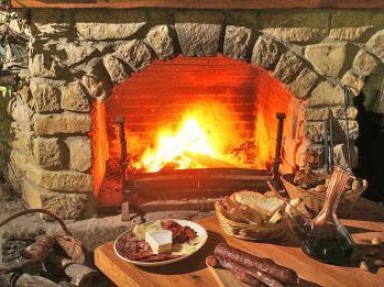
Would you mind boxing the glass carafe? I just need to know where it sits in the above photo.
[302,166,354,265]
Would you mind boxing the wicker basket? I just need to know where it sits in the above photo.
[281,174,368,218]
[215,205,287,241]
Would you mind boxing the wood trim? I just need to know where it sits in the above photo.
[10,0,384,9]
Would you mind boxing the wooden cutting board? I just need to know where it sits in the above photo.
[206,264,249,287]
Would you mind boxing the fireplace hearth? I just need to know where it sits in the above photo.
[94,55,293,207]
[8,8,382,220]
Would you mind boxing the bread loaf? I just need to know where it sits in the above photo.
[230,191,285,220]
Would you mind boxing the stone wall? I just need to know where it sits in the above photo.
[8,8,384,220]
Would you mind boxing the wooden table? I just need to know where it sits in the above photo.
[95,199,384,287]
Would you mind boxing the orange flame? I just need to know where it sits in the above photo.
[133,102,247,172]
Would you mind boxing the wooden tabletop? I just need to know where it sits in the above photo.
[95,199,384,287]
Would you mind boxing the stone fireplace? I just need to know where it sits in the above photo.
[8,8,384,220]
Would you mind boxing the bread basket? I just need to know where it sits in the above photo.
[215,204,287,241]
[281,174,368,218]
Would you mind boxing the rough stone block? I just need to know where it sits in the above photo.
[329,27,373,41]
[33,112,91,136]
[340,70,365,96]
[18,85,32,104]
[353,50,378,76]
[288,67,318,99]
[22,180,93,220]
[304,121,326,143]
[81,75,112,101]
[330,10,384,40]
[308,81,345,108]
[30,78,63,112]
[65,137,92,172]
[10,98,34,122]
[25,163,93,192]
[262,27,327,43]
[175,11,224,57]
[75,10,147,41]
[273,52,305,84]
[223,25,252,61]
[251,36,283,70]
[9,122,34,154]
[304,120,358,143]
[333,143,358,169]
[338,120,359,141]
[61,81,90,112]
[50,42,100,67]
[305,107,358,121]
[29,53,61,78]
[10,148,31,172]
[31,10,73,37]
[305,42,349,77]
[115,40,153,72]
[366,29,384,61]
[32,137,65,169]
[145,25,177,60]
[103,54,131,84]
[259,10,329,33]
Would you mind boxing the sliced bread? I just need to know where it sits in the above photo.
[230,190,285,220]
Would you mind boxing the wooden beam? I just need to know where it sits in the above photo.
[10,0,384,9]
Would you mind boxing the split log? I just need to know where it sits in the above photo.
[0,273,61,287]
[0,259,42,275]
[23,235,54,262]
[0,209,85,264]
[44,255,99,287]
[54,235,85,264]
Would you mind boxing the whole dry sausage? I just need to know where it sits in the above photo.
[215,254,280,287]
[214,243,297,285]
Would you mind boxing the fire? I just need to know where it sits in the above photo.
[137,117,216,172]
[131,100,279,172]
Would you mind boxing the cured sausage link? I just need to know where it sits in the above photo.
[214,243,297,284]
[206,255,266,287]
[237,272,268,287]
[215,254,281,287]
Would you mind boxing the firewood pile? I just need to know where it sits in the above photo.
[0,209,105,287]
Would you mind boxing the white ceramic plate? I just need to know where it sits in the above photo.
[114,219,208,267]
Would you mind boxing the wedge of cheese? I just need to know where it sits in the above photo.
[145,230,173,254]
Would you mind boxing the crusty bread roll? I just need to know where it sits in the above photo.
[217,197,262,224]
[230,190,285,220]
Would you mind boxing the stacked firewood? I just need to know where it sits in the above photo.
[0,209,101,287]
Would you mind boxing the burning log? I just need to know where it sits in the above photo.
[44,255,99,287]
[184,152,237,168]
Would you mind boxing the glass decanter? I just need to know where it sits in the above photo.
[301,166,354,265]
